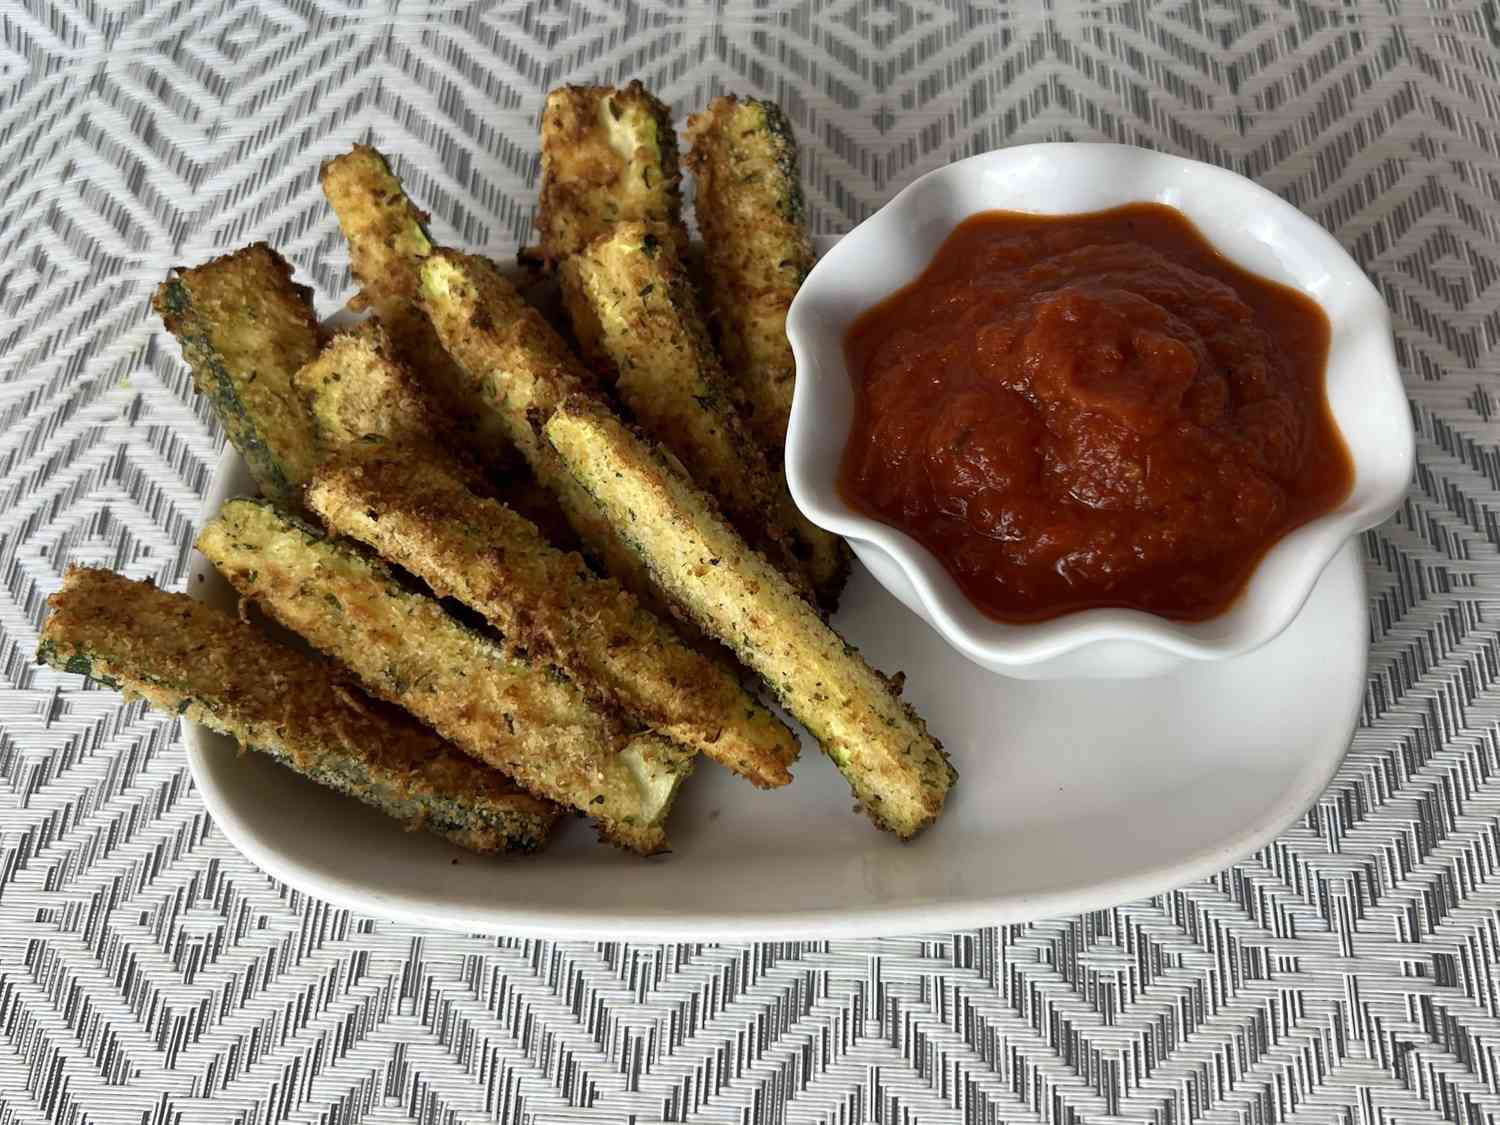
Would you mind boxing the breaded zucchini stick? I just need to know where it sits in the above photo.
[38,566,557,853]
[534,82,689,268]
[545,397,955,839]
[153,244,321,505]
[559,223,779,541]
[562,222,848,606]
[307,441,798,787]
[417,249,659,605]
[685,95,815,455]
[685,99,852,608]
[320,145,512,467]
[196,499,693,854]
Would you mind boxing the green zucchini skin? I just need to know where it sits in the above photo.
[417,249,670,617]
[684,95,814,454]
[683,95,852,610]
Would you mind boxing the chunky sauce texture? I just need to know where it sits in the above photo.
[840,204,1352,622]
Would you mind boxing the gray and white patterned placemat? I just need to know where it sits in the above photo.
[2,2,1498,1121]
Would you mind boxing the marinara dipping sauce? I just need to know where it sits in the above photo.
[840,203,1353,622]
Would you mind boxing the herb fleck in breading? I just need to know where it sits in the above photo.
[418,249,664,610]
[297,320,446,453]
[685,95,815,455]
[562,221,847,608]
[295,319,580,548]
[684,96,853,609]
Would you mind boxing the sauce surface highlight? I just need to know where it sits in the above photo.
[839,204,1352,622]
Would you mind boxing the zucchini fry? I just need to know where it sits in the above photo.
[320,144,512,466]
[534,82,689,267]
[545,397,955,839]
[417,249,659,605]
[307,441,798,787]
[685,99,852,608]
[153,244,321,505]
[38,566,557,853]
[562,222,848,606]
[684,95,815,455]
[196,499,693,854]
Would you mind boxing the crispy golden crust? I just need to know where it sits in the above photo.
[563,223,847,604]
[321,145,434,308]
[545,396,956,839]
[417,249,662,607]
[296,320,445,452]
[196,499,693,854]
[38,566,557,853]
[307,442,799,787]
[320,145,513,468]
[295,319,494,490]
[684,95,814,454]
[152,243,321,505]
[534,82,689,266]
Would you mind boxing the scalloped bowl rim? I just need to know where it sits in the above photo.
[785,142,1412,670]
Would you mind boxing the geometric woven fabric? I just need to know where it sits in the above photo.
[1,2,1497,1121]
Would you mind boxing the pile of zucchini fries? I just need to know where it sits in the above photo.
[38,82,956,857]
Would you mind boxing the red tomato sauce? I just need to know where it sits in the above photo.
[839,204,1353,622]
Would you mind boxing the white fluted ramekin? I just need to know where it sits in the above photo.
[785,143,1412,679]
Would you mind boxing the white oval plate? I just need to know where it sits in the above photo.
[183,439,1364,940]
[179,234,1366,940]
